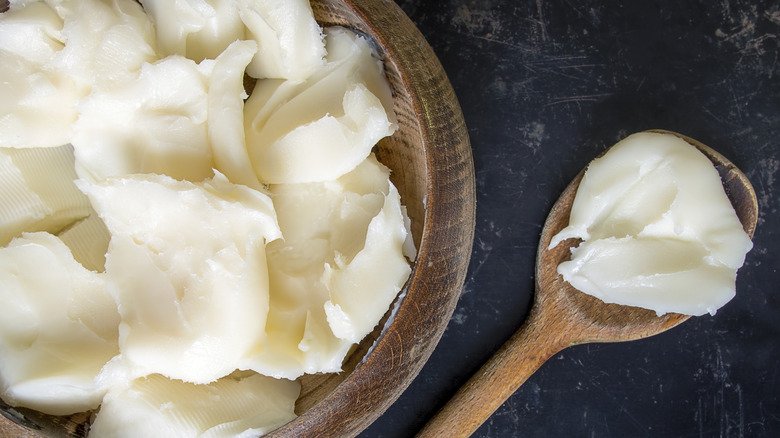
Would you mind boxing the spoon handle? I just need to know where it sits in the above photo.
[416,308,570,438]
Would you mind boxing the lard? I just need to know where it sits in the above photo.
[0,145,92,246]
[0,232,118,415]
[244,27,396,185]
[0,0,412,435]
[550,132,753,316]
[89,372,299,438]
[78,172,282,385]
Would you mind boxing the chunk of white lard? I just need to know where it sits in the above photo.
[72,55,215,183]
[41,0,157,93]
[244,26,396,184]
[207,39,264,190]
[140,0,246,63]
[0,232,119,415]
[237,0,326,80]
[0,1,71,148]
[78,172,281,385]
[549,132,753,316]
[0,0,157,148]
[88,372,299,438]
[242,155,414,379]
[138,0,324,79]
[0,144,93,246]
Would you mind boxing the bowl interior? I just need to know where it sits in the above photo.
[0,0,475,437]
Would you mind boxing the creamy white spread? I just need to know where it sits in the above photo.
[244,26,397,185]
[0,0,413,436]
[550,132,753,316]
[89,372,299,438]
[78,172,283,386]
[0,232,118,415]
[0,145,92,246]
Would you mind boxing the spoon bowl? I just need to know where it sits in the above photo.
[417,130,758,437]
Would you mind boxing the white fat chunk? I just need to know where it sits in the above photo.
[0,1,64,64]
[89,7,158,89]
[0,0,157,148]
[560,237,738,316]
[245,27,396,184]
[72,55,215,183]
[78,173,281,383]
[241,155,413,378]
[208,39,263,190]
[78,172,282,384]
[0,145,93,246]
[550,132,753,316]
[237,0,325,81]
[0,51,79,148]
[88,372,299,438]
[0,232,119,415]
[46,0,156,94]
[140,0,246,63]
[323,182,412,343]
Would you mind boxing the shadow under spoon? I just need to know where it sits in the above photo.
[416,130,759,438]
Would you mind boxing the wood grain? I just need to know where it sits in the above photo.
[0,0,475,437]
[416,131,758,438]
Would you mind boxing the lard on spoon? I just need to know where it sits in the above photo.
[550,132,753,316]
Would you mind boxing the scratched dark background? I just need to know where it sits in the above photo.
[363,0,780,437]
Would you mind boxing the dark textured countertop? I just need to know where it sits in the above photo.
[363,1,780,437]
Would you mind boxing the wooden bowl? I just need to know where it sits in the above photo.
[0,0,476,436]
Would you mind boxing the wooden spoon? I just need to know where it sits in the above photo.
[417,130,758,438]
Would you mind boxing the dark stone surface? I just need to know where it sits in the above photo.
[363,1,780,437]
